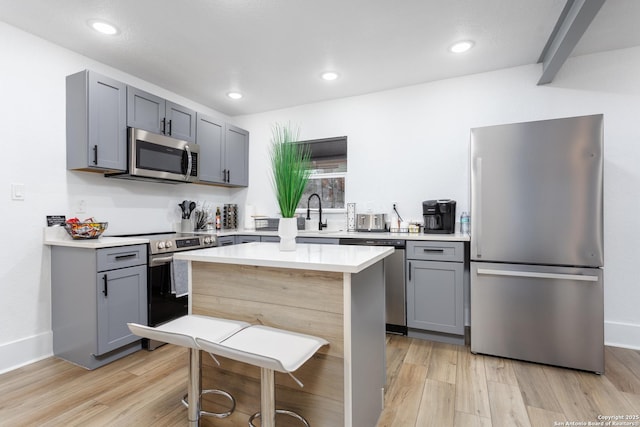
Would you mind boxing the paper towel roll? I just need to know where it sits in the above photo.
[244,204,256,230]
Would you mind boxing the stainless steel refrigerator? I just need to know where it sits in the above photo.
[470,114,604,373]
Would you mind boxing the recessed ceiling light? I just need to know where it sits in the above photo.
[227,92,243,100]
[89,20,119,36]
[449,40,474,54]
[321,71,339,81]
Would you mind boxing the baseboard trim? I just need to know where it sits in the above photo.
[605,320,640,350]
[0,331,53,374]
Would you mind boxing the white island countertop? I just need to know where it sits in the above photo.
[174,241,394,273]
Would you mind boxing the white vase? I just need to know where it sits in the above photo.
[278,217,298,251]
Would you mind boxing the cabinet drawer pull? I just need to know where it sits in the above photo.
[115,253,137,260]
[423,248,444,253]
[103,274,108,297]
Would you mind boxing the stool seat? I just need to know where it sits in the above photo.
[128,315,250,426]
[197,325,328,373]
[196,325,328,427]
[128,314,248,349]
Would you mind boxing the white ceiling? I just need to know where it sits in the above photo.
[1,0,638,116]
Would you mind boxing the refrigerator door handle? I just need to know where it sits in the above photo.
[474,156,483,258]
[476,268,599,282]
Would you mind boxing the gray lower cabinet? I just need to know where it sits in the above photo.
[217,235,236,246]
[127,86,196,142]
[196,113,249,187]
[51,244,147,369]
[297,237,339,244]
[236,235,261,244]
[406,241,464,345]
[66,70,127,171]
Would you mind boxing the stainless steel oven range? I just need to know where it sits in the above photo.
[113,232,217,349]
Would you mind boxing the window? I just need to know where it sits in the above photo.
[295,136,347,210]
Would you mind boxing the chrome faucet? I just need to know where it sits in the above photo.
[306,193,327,231]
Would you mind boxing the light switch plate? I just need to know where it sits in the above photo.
[11,183,25,200]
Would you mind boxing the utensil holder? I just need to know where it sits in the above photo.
[181,219,193,232]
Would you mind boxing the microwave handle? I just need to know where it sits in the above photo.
[185,145,192,180]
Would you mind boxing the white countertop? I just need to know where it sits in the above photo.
[43,226,149,248]
[174,242,394,273]
[212,229,470,242]
[43,225,469,249]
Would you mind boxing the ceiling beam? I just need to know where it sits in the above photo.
[537,0,605,85]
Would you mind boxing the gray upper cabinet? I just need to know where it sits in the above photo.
[66,70,127,172]
[196,113,249,187]
[196,113,225,183]
[225,124,249,186]
[127,86,196,143]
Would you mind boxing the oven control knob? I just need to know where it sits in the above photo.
[157,241,166,249]
[166,241,173,248]
[203,237,211,244]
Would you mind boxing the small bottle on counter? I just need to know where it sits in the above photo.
[215,207,221,230]
[460,211,470,235]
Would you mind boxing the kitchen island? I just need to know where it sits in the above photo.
[174,242,394,427]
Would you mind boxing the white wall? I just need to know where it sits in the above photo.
[2,21,639,374]
[235,47,640,350]
[0,22,246,373]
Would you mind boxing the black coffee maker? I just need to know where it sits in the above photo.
[423,199,456,234]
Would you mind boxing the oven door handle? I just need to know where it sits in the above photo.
[149,255,173,267]
[185,145,192,181]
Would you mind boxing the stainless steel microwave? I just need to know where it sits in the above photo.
[106,128,199,183]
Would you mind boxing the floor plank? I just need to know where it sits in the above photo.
[427,341,458,385]
[487,381,531,427]
[455,346,491,419]
[415,379,455,427]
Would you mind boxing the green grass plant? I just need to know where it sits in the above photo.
[269,123,311,218]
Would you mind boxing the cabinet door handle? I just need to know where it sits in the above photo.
[168,119,172,136]
[93,145,98,165]
[103,274,108,297]
[408,262,412,281]
[223,169,227,182]
[226,170,230,182]
[161,118,166,134]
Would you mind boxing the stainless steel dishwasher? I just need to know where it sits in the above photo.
[339,238,406,335]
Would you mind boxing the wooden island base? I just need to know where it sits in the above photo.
[189,256,387,427]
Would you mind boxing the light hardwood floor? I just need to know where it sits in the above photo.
[1,335,639,426]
